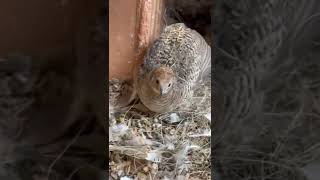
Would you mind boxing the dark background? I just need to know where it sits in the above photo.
[213,0,320,179]
[0,0,107,179]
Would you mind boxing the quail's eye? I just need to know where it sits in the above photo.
[168,83,171,87]
[156,80,159,84]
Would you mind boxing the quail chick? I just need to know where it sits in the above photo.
[134,23,211,113]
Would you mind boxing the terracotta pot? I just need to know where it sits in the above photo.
[109,0,164,80]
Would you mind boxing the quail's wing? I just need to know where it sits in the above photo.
[190,29,211,81]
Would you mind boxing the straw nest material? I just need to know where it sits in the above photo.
[109,75,211,180]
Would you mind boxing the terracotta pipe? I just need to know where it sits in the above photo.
[109,0,164,80]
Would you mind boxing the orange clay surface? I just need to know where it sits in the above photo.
[109,0,164,80]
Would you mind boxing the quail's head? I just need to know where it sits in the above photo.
[149,66,176,96]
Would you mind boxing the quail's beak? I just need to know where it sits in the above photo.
[159,86,169,96]
[159,87,163,96]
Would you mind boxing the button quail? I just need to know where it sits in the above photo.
[134,23,211,113]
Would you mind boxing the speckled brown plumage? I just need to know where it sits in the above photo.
[134,23,211,113]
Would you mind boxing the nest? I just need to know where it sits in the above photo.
[109,76,211,180]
